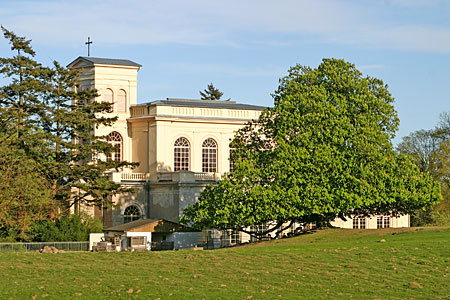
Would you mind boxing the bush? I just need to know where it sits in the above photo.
[30,214,103,242]
[430,210,450,226]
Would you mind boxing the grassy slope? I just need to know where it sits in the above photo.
[1,227,449,300]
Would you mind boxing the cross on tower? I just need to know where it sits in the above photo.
[85,37,92,56]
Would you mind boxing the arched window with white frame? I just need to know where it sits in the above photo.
[174,137,190,171]
[116,89,127,112]
[202,138,217,173]
[107,131,122,161]
[124,205,141,223]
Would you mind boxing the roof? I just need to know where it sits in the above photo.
[104,219,196,233]
[135,98,266,111]
[67,56,142,68]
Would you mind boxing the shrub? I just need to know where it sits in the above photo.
[30,213,103,242]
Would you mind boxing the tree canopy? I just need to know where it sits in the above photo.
[199,83,224,100]
[182,59,441,237]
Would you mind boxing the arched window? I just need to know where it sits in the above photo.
[104,89,114,110]
[174,137,190,171]
[107,131,122,161]
[124,205,141,223]
[116,89,127,113]
[202,138,217,173]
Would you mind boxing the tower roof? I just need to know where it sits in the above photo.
[67,56,142,69]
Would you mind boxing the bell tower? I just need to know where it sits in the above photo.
[67,56,141,163]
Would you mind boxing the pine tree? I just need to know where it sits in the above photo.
[0,26,48,146]
[199,83,224,100]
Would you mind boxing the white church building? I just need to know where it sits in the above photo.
[68,56,409,250]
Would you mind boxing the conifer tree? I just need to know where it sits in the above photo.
[199,83,224,100]
[0,26,47,147]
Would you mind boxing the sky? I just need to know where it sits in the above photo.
[0,0,449,145]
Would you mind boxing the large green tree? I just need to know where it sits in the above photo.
[183,59,441,238]
[0,136,54,241]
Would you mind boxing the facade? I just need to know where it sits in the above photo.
[68,56,409,249]
[331,215,409,229]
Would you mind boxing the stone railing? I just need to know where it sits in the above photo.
[129,104,261,120]
[121,173,149,181]
[194,172,219,181]
[110,171,220,183]
[130,106,147,117]
[157,171,220,183]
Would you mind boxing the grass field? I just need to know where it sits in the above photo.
[1,227,449,300]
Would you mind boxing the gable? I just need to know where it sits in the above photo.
[67,57,93,69]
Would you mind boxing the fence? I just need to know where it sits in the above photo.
[0,241,89,252]
[151,241,174,251]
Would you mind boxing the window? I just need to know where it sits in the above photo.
[174,137,190,171]
[353,218,358,229]
[230,229,241,245]
[223,229,241,246]
[202,138,217,172]
[116,89,127,113]
[377,216,383,229]
[250,224,268,242]
[107,131,122,161]
[104,89,113,109]
[353,217,366,229]
[377,216,391,228]
[124,205,141,223]
[359,217,366,229]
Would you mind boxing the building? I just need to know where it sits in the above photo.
[68,56,268,248]
[68,56,409,249]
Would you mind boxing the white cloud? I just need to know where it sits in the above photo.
[358,64,387,71]
[381,0,445,6]
[159,62,285,77]
[1,0,450,52]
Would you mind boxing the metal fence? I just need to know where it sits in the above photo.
[0,242,89,252]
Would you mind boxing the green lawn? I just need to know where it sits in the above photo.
[1,227,449,300]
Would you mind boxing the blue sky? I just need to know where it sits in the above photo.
[1,0,449,144]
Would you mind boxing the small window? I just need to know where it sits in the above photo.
[174,137,190,171]
[353,217,366,229]
[377,216,391,228]
[249,224,268,242]
[124,205,141,223]
[223,229,241,246]
[107,131,122,161]
[116,89,127,112]
[202,138,217,173]
[377,216,383,229]
[353,218,358,229]
[104,89,114,110]
[359,217,366,229]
